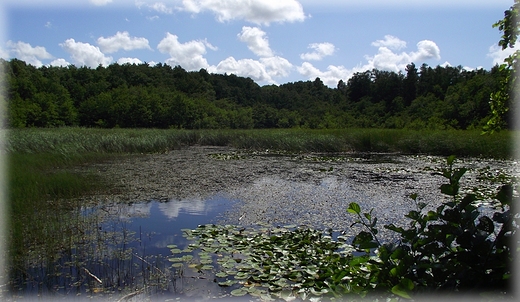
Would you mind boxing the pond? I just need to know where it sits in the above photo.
[7,195,242,301]
[4,147,519,301]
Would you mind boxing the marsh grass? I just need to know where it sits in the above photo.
[6,127,515,157]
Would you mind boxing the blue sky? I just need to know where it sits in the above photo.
[0,0,517,87]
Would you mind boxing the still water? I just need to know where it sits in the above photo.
[7,195,239,301]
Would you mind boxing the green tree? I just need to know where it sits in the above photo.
[484,0,519,133]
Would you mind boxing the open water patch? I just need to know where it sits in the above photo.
[7,195,239,301]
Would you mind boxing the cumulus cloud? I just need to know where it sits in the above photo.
[90,0,113,6]
[260,56,293,78]
[209,57,274,83]
[411,40,441,61]
[297,62,352,87]
[300,42,336,61]
[488,43,519,66]
[157,32,213,70]
[298,36,442,87]
[238,26,273,57]
[117,57,144,65]
[97,31,151,54]
[180,0,306,25]
[6,41,53,67]
[371,35,406,51]
[60,38,112,67]
[366,39,440,72]
[49,58,71,67]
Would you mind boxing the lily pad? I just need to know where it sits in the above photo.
[218,280,237,287]
[230,288,248,297]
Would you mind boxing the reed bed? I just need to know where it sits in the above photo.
[4,128,516,159]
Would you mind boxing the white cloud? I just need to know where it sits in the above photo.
[157,32,212,70]
[6,41,53,67]
[48,58,70,67]
[136,1,174,14]
[90,0,113,6]
[180,0,306,25]
[298,36,442,87]
[371,35,406,51]
[0,47,9,59]
[238,26,273,57]
[297,62,352,87]
[365,39,440,72]
[488,43,520,66]
[150,2,174,14]
[97,31,151,54]
[210,56,274,84]
[260,56,293,78]
[300,42,336,61]
[411,40,440,61]
[117,57,144,65]
[60,38,112,67]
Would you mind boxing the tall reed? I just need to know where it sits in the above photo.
[5,128,516,158]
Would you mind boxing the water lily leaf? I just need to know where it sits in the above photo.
[181,255,194,261]
[171,263,183,268]
[215,271,228,278]
[166,244,178,249]
[235,272,249,279]
[170,248,182,254]
[201,265,214,270]
[218,280,237,287]
[168,257,183,262]
[230,288,248,296]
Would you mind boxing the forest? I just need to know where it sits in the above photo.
[0,58,513,130]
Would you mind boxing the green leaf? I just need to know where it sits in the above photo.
[391,278,414,299]
[230,289,248,296]
[446,155,456,166]
[347,202,361,215]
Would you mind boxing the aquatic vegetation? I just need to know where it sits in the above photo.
[5,128,516,158]
[169,223,360,300]
[169,156,519,300]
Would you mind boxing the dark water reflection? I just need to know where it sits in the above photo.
[8,195,238,301]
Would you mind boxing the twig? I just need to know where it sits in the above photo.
[82,268,102,284]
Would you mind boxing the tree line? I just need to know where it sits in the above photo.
[0,58,512,130]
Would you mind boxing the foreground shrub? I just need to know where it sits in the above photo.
[349,155,518,298]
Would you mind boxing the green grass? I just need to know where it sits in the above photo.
[5,128,517,158]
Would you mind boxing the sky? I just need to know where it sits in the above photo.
[0,0,518,87]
